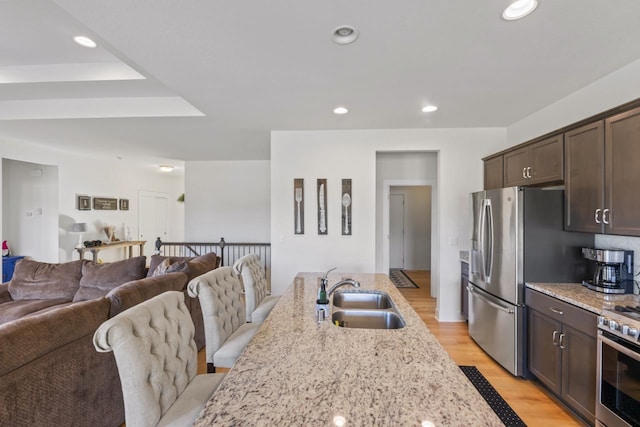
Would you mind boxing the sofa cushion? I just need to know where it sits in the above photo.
[0,298,72,325]
[151,258,172,276]
[8,259,84,301]
[147,253,219,281]
[147,255,191,278]
[73,256,146,302]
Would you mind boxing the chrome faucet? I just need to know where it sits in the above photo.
[317,267,360,304]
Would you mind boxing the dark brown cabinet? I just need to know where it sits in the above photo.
[460,261,469,321]
[504,134,564,187]
[565,106,640,236]
[483,155,503,190]
[526,289,596,424]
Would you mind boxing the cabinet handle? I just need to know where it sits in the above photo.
[549,307,564,315]
[527,166,532,179]
[552,330,559,346]
[522,167,527,179]
[603,209,610,225]
[595,209,601,224]
[559,333,566,349]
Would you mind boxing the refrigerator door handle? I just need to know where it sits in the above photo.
[479,198,494,283]
[468,285,514,314]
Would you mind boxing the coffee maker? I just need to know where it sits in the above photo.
[581,248,635,294]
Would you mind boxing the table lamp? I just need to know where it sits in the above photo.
[72,223,87,248]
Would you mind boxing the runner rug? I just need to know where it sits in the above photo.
[388,269,419,288]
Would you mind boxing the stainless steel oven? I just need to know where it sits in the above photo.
[596,310,640,427]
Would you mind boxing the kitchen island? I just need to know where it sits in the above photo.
[193,272,502,426]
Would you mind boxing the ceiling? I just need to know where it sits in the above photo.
[2,0,640,162]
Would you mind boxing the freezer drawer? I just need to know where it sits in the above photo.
[468,284,525,376]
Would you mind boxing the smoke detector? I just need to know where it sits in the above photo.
[331,26,359,45]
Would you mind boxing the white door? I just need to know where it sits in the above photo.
[138,191,168,258]
[389,194,405,269]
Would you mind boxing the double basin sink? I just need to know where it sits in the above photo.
[330,290,405,330]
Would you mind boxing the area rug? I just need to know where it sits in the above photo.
[388,269,419,288]
[459,366,527,427]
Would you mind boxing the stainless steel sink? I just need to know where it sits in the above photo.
[332,290,392,309]
[331,309,406,329]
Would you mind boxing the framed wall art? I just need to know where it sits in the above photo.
[77,195,91,211]
[341,179,352,235]
[119,198,129,211]
[93,197,118,210]
[317,179,327,235]
[294,179,304,234]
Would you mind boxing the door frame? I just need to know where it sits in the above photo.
[138,190,169,257]
[382,179,438,297]
[389,193,405,269]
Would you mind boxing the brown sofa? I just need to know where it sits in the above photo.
[0,257,195,427]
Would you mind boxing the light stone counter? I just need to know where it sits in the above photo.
[193,272,503,427]
[526,282,640,314]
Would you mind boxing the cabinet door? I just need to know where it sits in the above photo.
[564,120,605,233]
[528,309,562,395]
[530,134,563,185]
[605,106,640,236]
[561,324,596,423]
[484,156,503,190]
[503,147,529,187]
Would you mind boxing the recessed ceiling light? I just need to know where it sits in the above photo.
[502,0,538,21]
[331,26,359,45]
[422,105,438,113]
[73,36,97,48]
[333,106,349,115]
[158,165,174,172]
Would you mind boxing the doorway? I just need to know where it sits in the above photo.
[389,194,405,269]
[138,190,168,258]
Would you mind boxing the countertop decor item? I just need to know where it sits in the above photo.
[71,222,87,248]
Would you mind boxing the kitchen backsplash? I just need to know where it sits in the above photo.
[595,234,640,294]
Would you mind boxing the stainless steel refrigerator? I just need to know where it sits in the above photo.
[468,187,592,377]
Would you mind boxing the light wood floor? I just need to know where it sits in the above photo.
[196,270,583,426]
[400,270,583,427]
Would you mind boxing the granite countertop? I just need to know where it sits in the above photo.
[193,272,502,426]
[459,250,469,264]
[526,282,640,314]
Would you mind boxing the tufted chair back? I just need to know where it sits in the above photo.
[93,291,198,427]
[187,267,245,362]
[233,254,267,322]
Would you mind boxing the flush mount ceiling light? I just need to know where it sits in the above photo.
[331,25,359,45]
[73,35,97,48]
[502,0,538,21]
[333,106,349,115]
[421,105,438,113]
[158,165,174,172]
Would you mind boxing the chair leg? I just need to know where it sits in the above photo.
[207,363,216,373]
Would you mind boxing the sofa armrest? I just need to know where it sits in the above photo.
[0,298,110,376]
[106,272,188,317]
[0,283,12,303]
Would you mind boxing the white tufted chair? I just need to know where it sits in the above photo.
[187,266,261,373]
[93,291,225,427]
[233,254,280,323]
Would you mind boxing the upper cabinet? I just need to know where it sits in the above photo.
[504,134,564,187]
[483,155,503,190]
[564,106,640,236]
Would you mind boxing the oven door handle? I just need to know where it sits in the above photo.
[599,332,640,360]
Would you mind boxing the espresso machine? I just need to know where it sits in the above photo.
[582,248,635,294]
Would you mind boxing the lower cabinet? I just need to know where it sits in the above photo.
[526,288,596,424]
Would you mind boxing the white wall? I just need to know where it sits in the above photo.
[184,160,270,242]
[0,140,184,265]
[507,57,640,285]
[390,186,432,270]
[2,159,58,262]
[271,128,506,322]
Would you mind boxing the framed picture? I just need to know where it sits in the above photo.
[119,198,129,211]
[93,197,118,210]
[293,179,304,234]
[77,195,91,211]
[317,179,327,235]
[341,179,352,235]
